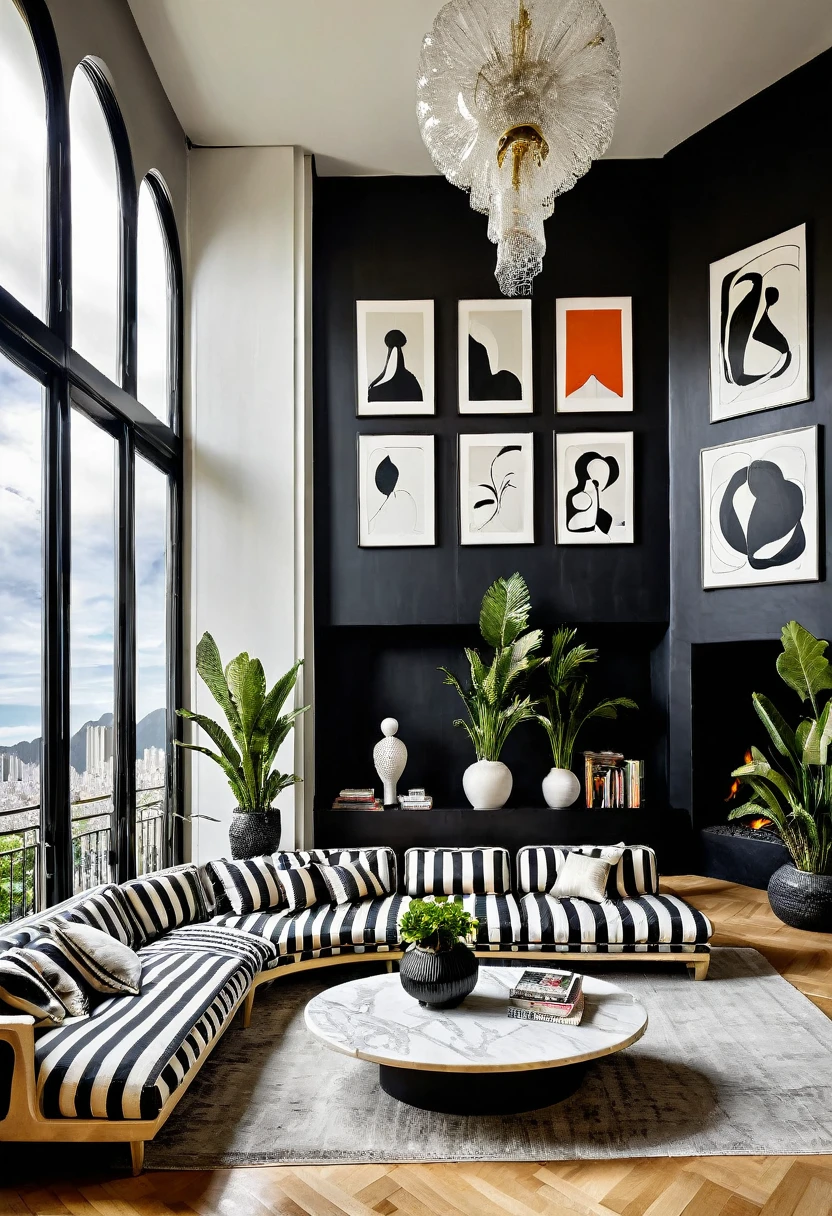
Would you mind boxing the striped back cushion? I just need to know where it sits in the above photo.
[318,861,385,905]
[516,845,659,898]
[0,951,68,1026]
[121,866,207,944]
[275,864,331,913]
[59,885,137,947]
[404,848,511,896]
[275,848,396,894]
[208,857,284,915]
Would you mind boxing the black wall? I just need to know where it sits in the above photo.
[666,51,832,821]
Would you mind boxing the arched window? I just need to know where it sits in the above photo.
[69,61,121,382]
[137,176,172,423]
[0,0,47,318]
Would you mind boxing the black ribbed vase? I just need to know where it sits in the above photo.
[228,809,281,860]
[399,943,479,1010]
[768,864,832,932]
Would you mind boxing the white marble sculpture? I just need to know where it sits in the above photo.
[373,718,407,807]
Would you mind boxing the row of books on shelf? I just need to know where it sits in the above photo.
[506,969,584,1026]
[330,788,433,811]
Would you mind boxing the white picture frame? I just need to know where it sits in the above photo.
[458,432,534,545]
[458,299,533,414]
[356,300,434,416]
[709,224,809,422]
[555,432,634,545]
[700,425,818,589]
[556,297,633,413]
[358,434,435,547]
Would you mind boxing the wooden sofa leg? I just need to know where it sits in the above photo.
[687,957,710,981]
[385,960,394,974]
[243,989,256,1029]
[130,1141,144,1176]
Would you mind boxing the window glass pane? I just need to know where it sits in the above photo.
[135,455,168,875]
[69,64,120,382]
[137,179,171,422]
[70,409,115,893]
[0,352,42,922]
[0,0,47,318]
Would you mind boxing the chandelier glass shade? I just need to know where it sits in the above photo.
[417,0,620,296]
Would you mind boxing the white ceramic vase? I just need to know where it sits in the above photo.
[373,718,407,806]
[462,759,512,810]
[542,766,581,809]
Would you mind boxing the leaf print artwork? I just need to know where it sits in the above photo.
[473,445,521,530]
[358,435,435,548]
[459,433,534,546]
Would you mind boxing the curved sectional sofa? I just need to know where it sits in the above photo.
[0,842,712,1173]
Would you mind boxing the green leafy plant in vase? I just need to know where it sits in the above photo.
[728,621,832,931]
[440,572,544,809]
[176,632,308,859]
[398,897,480,1009]
[535,626,637,808]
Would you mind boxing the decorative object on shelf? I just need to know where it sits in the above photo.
[700,426,818,590]
[623,758,644,808]
[458,299,532,414]
[416,0,620,296]
[728,620,832,931]
[176,633,308,860]
[331,789,383,811]
[556,297,633,413]
[374,718,408,807]
[356,300,434,416]
[535,626,636,809]
[555,431,634,544]
[584,751,624,809]
[441,572,544,809]
[358,433,436,547]
[398,896,479,1009]
[709,224,809,423]
[399,788,433,810]
[459,432,534,545]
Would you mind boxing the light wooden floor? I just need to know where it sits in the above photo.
[2,875,832,1216]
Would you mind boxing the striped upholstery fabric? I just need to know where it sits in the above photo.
[10,944,89,1018]
[121,866,207,945]
[519,892,713,946]
[275,864,331,912]
[46,921,142,995]
[275,848,396,894]
[58,885,137,947]
[516,845,659,898]
[318,861,385,904]
[138,923,278,974]
[456,894,522,945]
[404,848,512,895]
[212,893,411,958]
[0,952,68,1026]
[208,857,284,915]
[0,927,41,954]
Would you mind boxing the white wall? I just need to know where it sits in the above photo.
[186,146,313,863]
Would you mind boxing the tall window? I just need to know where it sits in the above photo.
[0,9,183,921]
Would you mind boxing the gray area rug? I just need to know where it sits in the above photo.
[146,948,832,1168]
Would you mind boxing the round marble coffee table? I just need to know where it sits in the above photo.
[304,965,647,1114]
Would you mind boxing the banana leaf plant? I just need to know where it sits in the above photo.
[729,621,832,875]
[439,573,544,761]
[535,626,637,769]
[176,633,308,812]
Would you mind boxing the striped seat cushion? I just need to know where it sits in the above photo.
[516,845,659,898]
[35,946,257,1120]
[120,866,207,944]
[519,892,713,945]
[58,885,137,947]
[404,848,511,895]
[275,848,396,894]
[207,857,284,915]
[212,893,412,958]
[455,894,522,945]
[138,923,278,978]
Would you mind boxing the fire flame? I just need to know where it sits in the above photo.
[747,816,773,831]
[724,750,753,802]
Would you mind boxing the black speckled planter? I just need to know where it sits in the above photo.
[768,864,832,933]
[399,942,479,1010]
[228,809,281,860]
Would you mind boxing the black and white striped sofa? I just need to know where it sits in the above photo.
[0,843,711,1172]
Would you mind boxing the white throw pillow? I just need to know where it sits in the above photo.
[551,851,615,903]
[48,921,142,995]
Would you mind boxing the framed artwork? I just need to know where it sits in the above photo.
[357,434,435,547]
[458,432,534,545]
[700,425,818,589]
[458,299,532,414]
[356,300,434,416]
[555,432,634,545]
[709,224,809,422]
[556,297,633,413]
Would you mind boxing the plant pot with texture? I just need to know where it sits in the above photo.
[398,898,479,1010]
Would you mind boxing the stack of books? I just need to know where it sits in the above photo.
[398,788,433,811]
[506,969,584,1026]
[330,788,383,811]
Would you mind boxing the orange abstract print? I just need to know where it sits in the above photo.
[565,309,624,398]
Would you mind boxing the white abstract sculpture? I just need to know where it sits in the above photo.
[374,718,408,807]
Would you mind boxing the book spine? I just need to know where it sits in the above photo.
[509,997,577,1014]
[511,983,580,1003]
[506,1007,583,1026]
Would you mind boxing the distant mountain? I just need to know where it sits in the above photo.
[0,708,167,772]
[136,708,167,756]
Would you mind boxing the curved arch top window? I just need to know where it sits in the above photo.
[0,0,47,319]
[137,179,171,422]
[69,64,120,382]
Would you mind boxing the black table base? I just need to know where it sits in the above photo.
[378,1062,587,1115]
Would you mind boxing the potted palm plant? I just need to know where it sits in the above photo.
[535,627,637,808]
[177,633,308,859]
[729,621,832,931]
[398,897,479,1009]
[440,573,544,809]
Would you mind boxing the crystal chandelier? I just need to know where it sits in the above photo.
[417,0,620,296]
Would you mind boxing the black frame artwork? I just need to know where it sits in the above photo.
[356,300,435,417]
[356,433,436,548]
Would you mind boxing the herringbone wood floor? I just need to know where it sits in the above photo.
[2,875,831,1216]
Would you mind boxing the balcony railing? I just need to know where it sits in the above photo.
[0,813,39,925]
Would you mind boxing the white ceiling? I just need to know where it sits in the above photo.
[127,0,832,175]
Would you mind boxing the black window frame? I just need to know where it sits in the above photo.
[0,0,184,904]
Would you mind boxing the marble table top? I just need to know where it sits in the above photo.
[304,967,647,1074]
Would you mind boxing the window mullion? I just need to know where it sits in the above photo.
[114,423,136,881]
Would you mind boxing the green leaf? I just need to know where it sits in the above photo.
[777,621,832,711]
[802,700,832,767]
[478,573,530,649]
[238,658,267,738]
[225,652,252,717]
[175,742,250,807]
[752,693,797,761]
[194,633,242,737]
[177,708,242,771]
